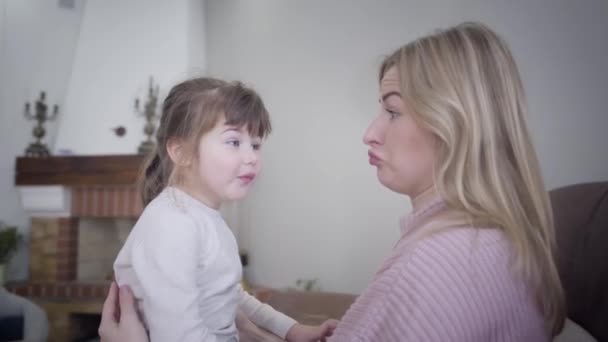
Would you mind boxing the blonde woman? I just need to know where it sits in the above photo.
[99,22,565,341]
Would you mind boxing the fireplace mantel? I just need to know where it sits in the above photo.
[15,154,146,186]
[16,155,147,218]
[9,154,148,341]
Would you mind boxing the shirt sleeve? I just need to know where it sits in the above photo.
[238,286,297,338]
[131,210,219,342]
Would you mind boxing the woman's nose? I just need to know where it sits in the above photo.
[363,115,383,146]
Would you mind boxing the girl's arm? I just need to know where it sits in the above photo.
[235,309,287,342]
[238,286,297,338]
[238,287,338,342]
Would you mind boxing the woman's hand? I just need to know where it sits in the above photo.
[98,282,149,342]
[285,320,339,342]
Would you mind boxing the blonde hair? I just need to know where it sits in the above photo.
[380,22,565,335]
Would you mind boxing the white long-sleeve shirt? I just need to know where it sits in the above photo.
[114,187,296,342]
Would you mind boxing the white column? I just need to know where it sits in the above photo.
[53,0,207,155]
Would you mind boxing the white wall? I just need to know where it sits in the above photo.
[206,0,608,293]
[187,0,207,75]
[53,0,207,155]
[504,0,608,187]
[0,0,84,280]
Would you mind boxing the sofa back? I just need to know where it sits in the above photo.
[551,182,608,342]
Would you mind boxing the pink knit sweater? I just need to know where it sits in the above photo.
[329,200,549,342]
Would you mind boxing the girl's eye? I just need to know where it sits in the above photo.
[252,143,261,151]
[228,140,240,147]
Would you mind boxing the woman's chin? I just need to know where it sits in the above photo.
[377,171,393,190]
[377,173,409,195]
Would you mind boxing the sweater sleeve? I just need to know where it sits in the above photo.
[131,210,219,342]
[238,286,297,338]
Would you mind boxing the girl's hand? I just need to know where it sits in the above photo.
[285,320,339,342]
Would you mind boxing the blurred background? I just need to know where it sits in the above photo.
[0,0,606,340]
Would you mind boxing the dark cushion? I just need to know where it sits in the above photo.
[0,315,24,341]
[551,182,608,342]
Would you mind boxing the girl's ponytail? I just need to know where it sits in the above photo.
[138,148,165,206]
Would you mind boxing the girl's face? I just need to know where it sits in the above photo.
[180,116,263,209]
[363,66,437,198]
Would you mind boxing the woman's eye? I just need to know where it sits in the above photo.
[386,108,400,119]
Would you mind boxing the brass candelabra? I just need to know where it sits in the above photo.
[24,91,59,157]
[135,77,160,155]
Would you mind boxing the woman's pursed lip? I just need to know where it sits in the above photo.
[368,151,381,165]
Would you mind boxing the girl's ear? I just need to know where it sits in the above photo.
[166,138,191,167]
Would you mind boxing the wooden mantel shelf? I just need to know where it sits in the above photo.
[15,154,147,186]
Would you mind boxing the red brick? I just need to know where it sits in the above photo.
[87,285,95,298]
[30,284,39,297]
[57,284,67,298]
[57,239,72,250]
[10,285,27,296]
[94,286,104,299]
[87,187,96,216]
[72,187,82,216]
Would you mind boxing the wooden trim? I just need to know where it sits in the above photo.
[15,155,147,186]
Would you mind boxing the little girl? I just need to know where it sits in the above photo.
[114,77,336,341]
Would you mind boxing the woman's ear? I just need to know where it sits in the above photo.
[166,138,191,167]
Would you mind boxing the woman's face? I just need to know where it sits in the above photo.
[363,66,437,197]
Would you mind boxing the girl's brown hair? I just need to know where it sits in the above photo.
[139,77,271,205]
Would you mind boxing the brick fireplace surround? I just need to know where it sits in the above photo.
[7,154,146,341]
